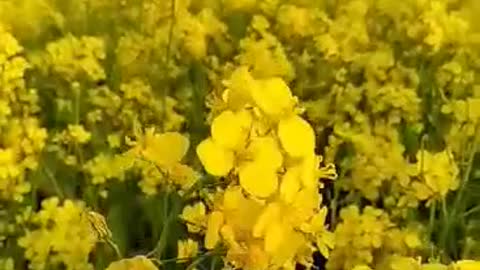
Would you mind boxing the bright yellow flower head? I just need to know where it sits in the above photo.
[178,239,199,259]
[222,67,257,110]
[181,202,207,233]
[141,130,189,168]
[412,150,459,204]
[421,263,448,270]
[67,124,91,144]
[18,198,97,270]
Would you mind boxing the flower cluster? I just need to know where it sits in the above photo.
[0,25,47,202]
[18,197,97,270]
[327,205,421,270]
[186,67,336,269]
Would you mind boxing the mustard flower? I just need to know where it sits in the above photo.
[411,150,459,205]
[18,197,97,270]
[196,70,336,269]
[128,128,198,193]
[178,239,199,259]
[105,256,158,270]
[42,35,106,81]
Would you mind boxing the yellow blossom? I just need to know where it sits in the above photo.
[106,256,158,270]
[178,239,199,259]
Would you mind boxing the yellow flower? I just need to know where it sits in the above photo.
[421,263,448,270]
[43,35,106,81]
[178,239,199,259]
[222,67,257,110]
[0,257,14,270]
[18,198,96,270]
[352,265,373,270]
[141,130,189,168]
[451,260,480,270]
[106,256,158,270]
[389,255,421,270]
[181,202,207,233]
[67,124,91,144]
[412,150,459,204]
[278,115,315,158]
[205,211,224,249]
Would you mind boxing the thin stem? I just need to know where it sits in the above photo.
[106,238,122,260]
[148,191,172,259]
[74,85,80,125]
[439,198,450,253]
[330,180,340,227]
[427,201,436,242]
[150,251,219,266]
[453,125,479,213]
[161,0,176,132]
[42,166,64,199]
[463,205,480,217]
[210,255,218,270]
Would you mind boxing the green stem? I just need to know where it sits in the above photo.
[452,125,479,214]
[42,166,64,199]
[148,191,173,259]
[463,205,480,217]
[330,181,340,228]
[427,201,436,242]
[210,255,218,270]
[160,0,176,132]
[106,238,122,260]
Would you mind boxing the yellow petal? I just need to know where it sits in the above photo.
[211,110,251,150]
[196,138,234,176]
[300,153,317,189]
[239,161,278,198]
[412,182,432,201]
[105,256,158,270]
[278,115,315,158]
[253,202,281,238]
[205,211,224,249]
[222,66,256,110]
[143,132,189,167]
[223,186,244,210]
[248,136,283,170]
[404,231,421,248]
[421,263,448,270]
[280,167,300,203]
[252,77,295,118]
[264,223,284,254]
[452,260,480,270]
